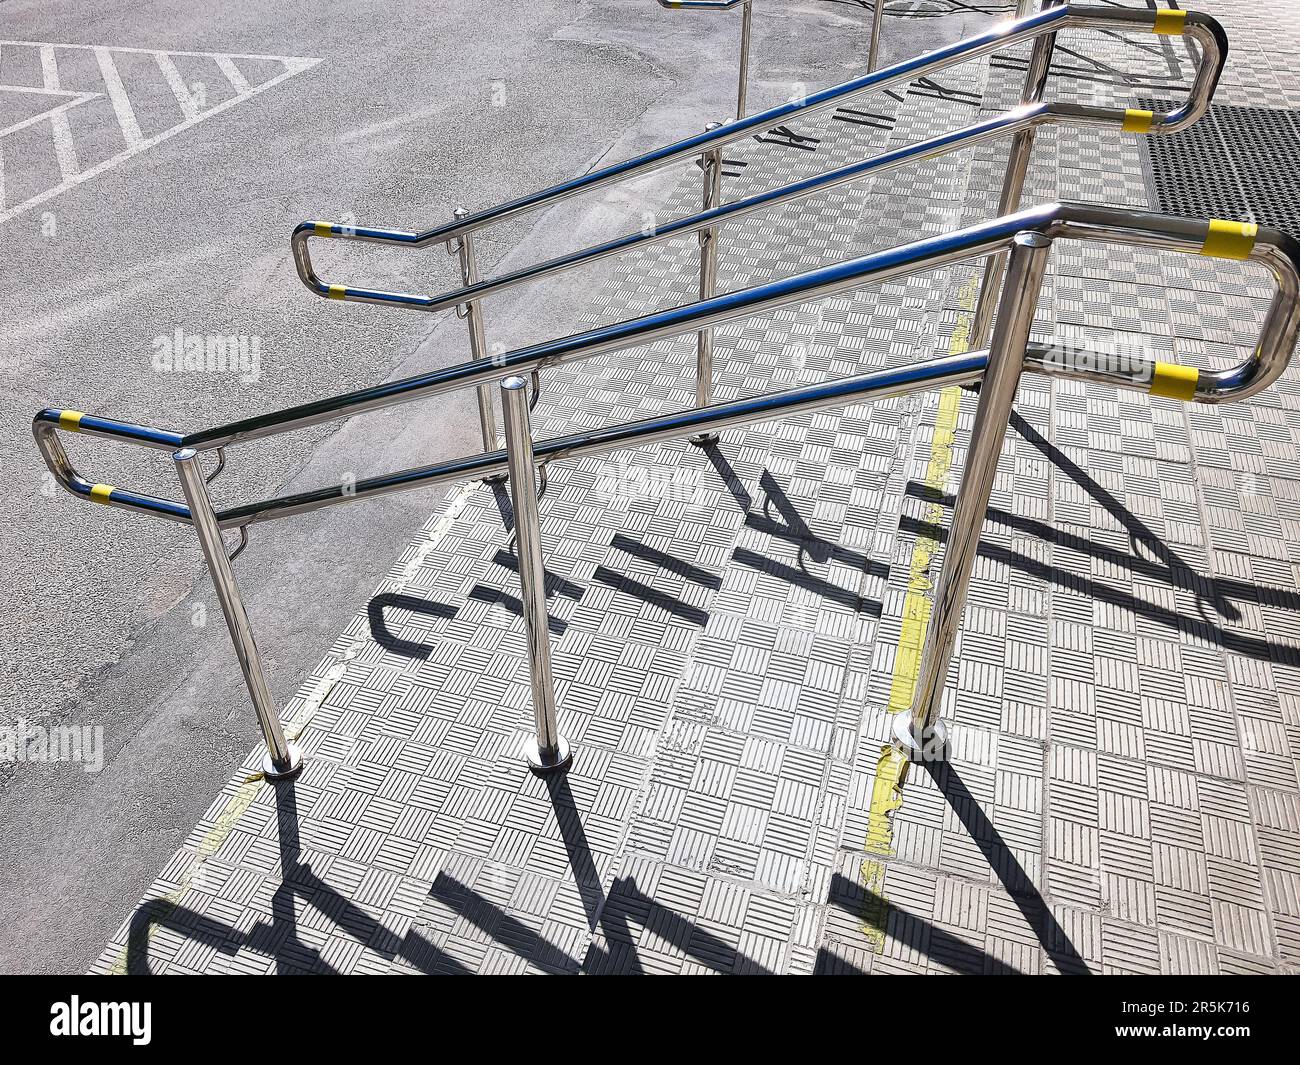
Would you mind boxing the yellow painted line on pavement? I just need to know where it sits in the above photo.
[859,744,909,949]
[857,274,977,953]
[104,773,264,974]
[886,276,976,716]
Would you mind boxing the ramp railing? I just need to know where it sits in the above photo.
[33,203,1300,776]
[290,5,1225,451]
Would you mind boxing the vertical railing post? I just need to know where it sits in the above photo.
[174,448,302,780]
[452,205,500,458]
[894,231,1053,759]
[500,376,572,774]
[868,0,884,73]
[691,121,725,446]
[736,0,754,121]
[968,0,1060,349]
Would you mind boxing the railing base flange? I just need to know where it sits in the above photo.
[261,742,305,781]
[891,714,949,763]
[524,735,572,775]
[687,432,722,447]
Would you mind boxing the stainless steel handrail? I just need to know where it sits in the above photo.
[35,202,1300,527]
[31,9,1277,782]
[32,201,1300,779]
[289,6,1224,309]
[290,4,1222,440]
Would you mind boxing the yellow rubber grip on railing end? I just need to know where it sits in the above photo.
[89,483,116,503]
[1200,219,1258,260]
[58,410,85,432]
[1122,108,1154,134]
[327,285,347,300]
[1150,361,1199,401]
[1153,9,1186,35]
[312,221,333,236]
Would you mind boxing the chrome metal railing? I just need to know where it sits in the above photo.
[290,5,1225,456]
[34,203,1300,777]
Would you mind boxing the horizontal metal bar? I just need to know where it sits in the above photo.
[34,203,1300,528]
[31,409,184,451]
[307,104,1051,318]
[290,7,1223,300]
[219,206,1043,450]
[216,351,989,528]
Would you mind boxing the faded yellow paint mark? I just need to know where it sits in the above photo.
[865,744,909,855]
[857,276,978,954]
[105,773,264,974]
[885,277,976,714]
[858,744,910,950]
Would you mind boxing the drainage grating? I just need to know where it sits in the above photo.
[1137,99,1300,239]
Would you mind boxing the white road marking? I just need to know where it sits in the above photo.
[0,90,100,140]
[0,40,317,61]
[214,55,250,95]
[92,46,144,148]
[39,45,80,179]
[154,52,202,121]
[0,82,96,97]
[48,109,80,179]
[0,42,321,225]
[39,45,60,90]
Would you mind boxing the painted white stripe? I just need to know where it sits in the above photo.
[214,55,250,95]
[1,39,319,63]
[0,57,322,225]
[93,47,143,148]
[155,52,202,120]
[39,45,81,176]
[40,44,60,89]
[49,109,80,179]
[0,95,96,140]
[0,144,6,209]
[0,83,97,97]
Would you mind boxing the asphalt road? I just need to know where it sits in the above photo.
[0,0,991,972]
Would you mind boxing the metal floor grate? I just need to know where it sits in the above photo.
[1138,99,1300,238]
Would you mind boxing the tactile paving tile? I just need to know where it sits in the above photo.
[95,0,1300,976]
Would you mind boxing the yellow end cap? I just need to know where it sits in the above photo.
[1153,8,1187,35]
[327,285,347,300]
[89,483,115,503]
[1150,361,1199,401]
[58,410,85,432]
[1122,108,1154,134]
[313,221,333,236]
[1200,219,1258,260]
